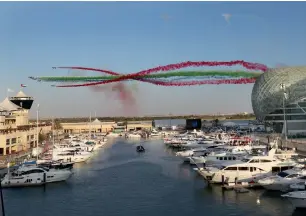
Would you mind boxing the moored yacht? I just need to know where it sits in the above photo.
[258,168,306,191]
[1,166,72,188]
[195,149,297,184]
[52,149,92,163]
[281,191,306,208]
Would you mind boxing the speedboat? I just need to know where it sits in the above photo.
[281,191,306,208]
[136,145,145,152]
[258,168,306,191]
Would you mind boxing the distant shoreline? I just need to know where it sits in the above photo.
[30,115,256,123]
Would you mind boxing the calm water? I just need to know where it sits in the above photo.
[3,139,305,216]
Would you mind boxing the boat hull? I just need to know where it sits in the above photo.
[286,197,306,208]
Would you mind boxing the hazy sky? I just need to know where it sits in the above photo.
[1,2,305,118]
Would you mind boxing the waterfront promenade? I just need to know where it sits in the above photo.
[256,133,306,154]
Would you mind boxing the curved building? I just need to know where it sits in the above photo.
[251,66,306,134]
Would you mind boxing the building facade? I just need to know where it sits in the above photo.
[61,120,153,134]
[251,66,306,135]
[0,91,51,156]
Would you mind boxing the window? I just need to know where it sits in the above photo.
[228,157,232,160]
[277,172,289,178]
[265,115,288,121]
[289,115,306,120]
[260,159,272,163]
[224,167,237,171]
[241,158,249,162]
[298,176,306,180]
[286,174,299,178]
[224,157,227,160]
[286,108,304,114]
[269,109,284,114]
[238,167,248,171]
[11,138,17,144]
[250,167,257,172]
[6,139,10,145]
[249,159,260,163]
[21,169,45,175]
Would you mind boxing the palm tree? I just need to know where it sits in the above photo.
[213,119,219,127]
[53,119,63,141]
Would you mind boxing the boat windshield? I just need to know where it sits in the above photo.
[241,158,250,163]
[277,171,289,178]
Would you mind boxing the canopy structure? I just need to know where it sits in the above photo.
[0,97,21,111]
[15,90,27,98]
[90,118,102,125]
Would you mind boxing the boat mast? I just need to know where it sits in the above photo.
[52,117,55,160]
[36,104,39,161]
[94,111,96,137]
[89,112,92,139]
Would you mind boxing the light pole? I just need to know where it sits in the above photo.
[280,83,288,148]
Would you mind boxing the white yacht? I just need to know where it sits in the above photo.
[258,168,306,191]
[126,133,142,139]
[106,132,121,137]
[176,147,208,162]
[289,182,306,191]
[195,149,296,184]
[52,149,92,163]
[1,166,72,188]
[150,129,162,138]
[281,191,306,208]
[190,145,251,165]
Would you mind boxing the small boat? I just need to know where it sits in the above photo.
[136,145,145,152]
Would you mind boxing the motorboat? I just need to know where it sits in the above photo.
[281,191,306,208]
[136,145,145,152]
[1,166,73,188]
[258,168,306,191]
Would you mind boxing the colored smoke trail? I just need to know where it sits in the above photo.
[66,69,138,116]
[36,71,262,82]
[29,60,268,115]
[55,60,267,87]
[29,60,267,88]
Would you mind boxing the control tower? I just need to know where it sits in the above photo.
[9,91,34,110]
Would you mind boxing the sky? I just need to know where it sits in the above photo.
[0,1,305,118]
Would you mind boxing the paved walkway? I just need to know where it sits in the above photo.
[255,133,306,155]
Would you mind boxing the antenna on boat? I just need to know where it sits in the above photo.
[0,165,6,216]
[0,182,5,216]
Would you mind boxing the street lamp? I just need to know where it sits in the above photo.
[280,83,288,148]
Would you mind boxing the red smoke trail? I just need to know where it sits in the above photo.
[67,69,138,115]
[56,60,267,87]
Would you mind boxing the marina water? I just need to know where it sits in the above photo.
[3,138,304,216]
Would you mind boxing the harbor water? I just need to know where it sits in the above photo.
[3,139,305,216]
